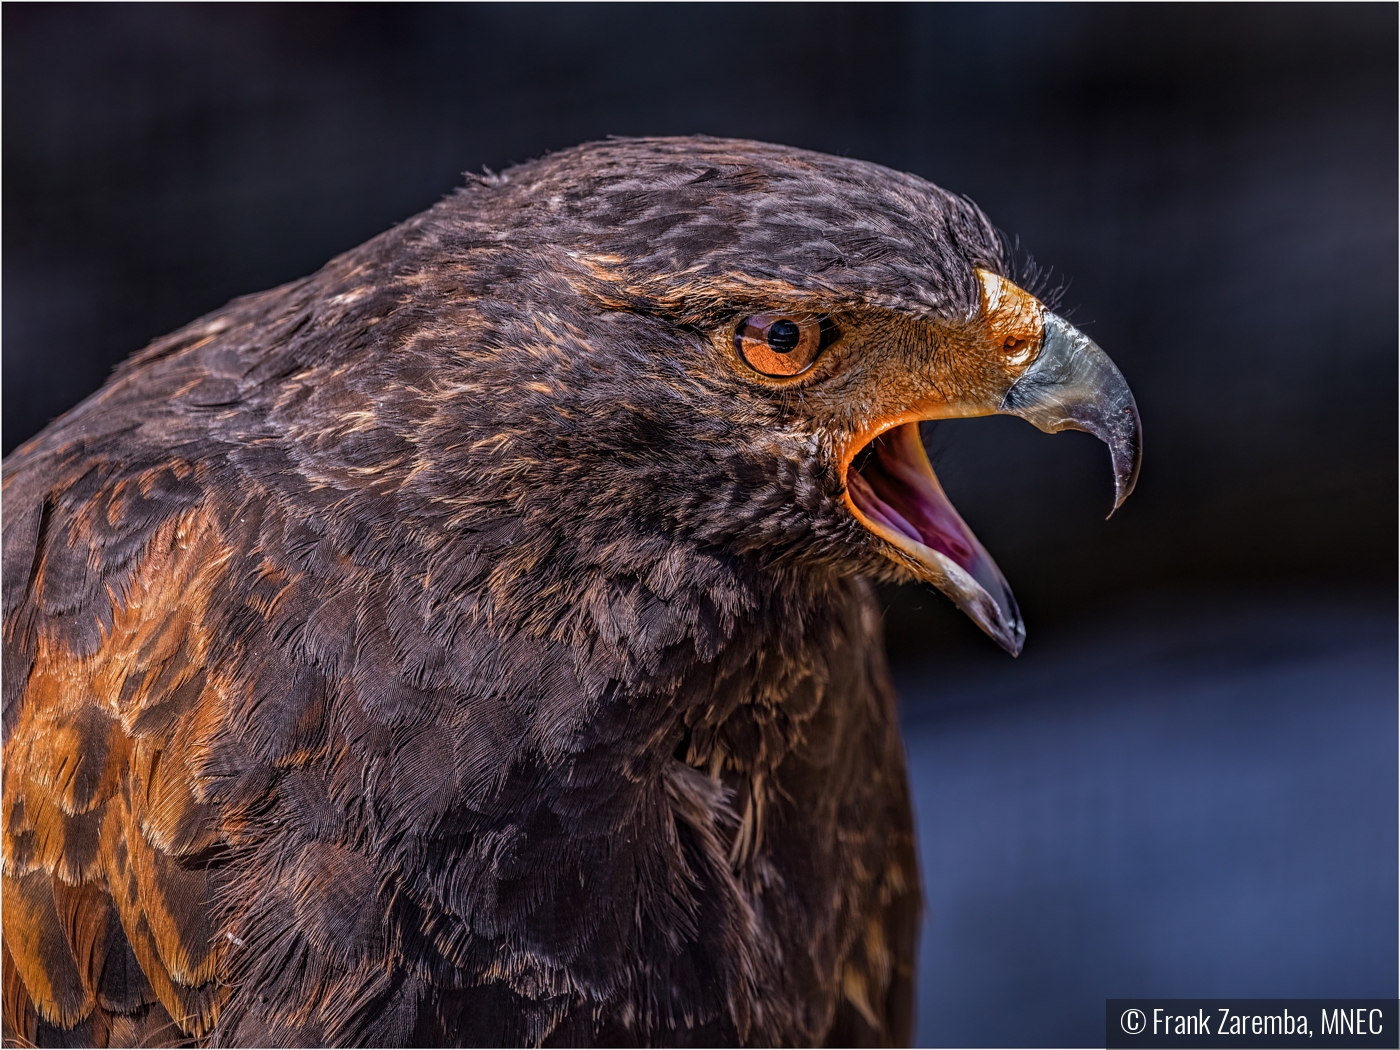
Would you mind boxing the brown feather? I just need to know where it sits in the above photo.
[2,870,94,1028]
[2,939,40,1047]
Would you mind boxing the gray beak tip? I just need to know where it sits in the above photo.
[1002,311,1143,521]
[1106,404,1143,518]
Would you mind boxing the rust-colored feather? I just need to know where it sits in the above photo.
[4,496,233,1044]
[2,939,40,1047]
[2,870,94,1028]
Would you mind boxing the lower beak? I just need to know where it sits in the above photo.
[848,424,1026,654]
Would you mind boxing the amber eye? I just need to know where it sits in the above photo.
[734,313,828,377]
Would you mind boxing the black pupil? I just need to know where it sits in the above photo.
[766,320,801,353]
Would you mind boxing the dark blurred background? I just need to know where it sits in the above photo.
[4,4,1395,1045]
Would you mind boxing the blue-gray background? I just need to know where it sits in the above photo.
[4,5,1395,1045]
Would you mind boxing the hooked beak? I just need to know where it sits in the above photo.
[1000,311,1142,515]
[842,284,1142,656]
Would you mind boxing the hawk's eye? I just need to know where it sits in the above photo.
[735,313,831,377]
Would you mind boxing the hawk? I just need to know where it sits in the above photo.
[2,137,1139,1047]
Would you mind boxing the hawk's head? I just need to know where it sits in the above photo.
[282,136,1139,656]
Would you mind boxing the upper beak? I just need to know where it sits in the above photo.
[999,311,1142,515]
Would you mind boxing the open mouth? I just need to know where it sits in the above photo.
[844,422,1025,655]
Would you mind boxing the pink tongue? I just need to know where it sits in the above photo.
[850,425,978,569]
